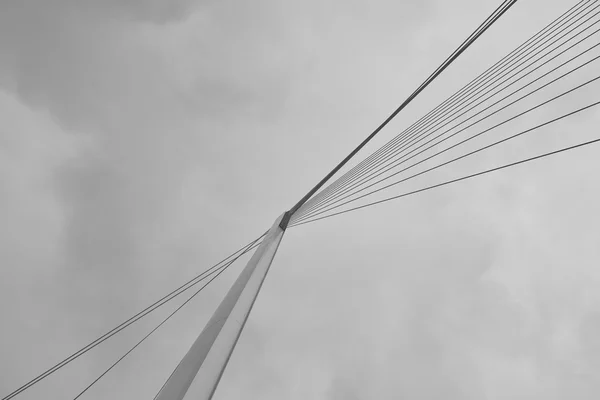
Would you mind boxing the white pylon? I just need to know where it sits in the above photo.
[154,213,288,400]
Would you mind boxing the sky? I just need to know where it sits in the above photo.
[1,0,600,399]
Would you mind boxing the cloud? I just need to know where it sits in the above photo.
[1,0,600,399]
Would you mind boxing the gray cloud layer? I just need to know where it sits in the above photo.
[1,0,599,399]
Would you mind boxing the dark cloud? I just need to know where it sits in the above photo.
[1,0,600,399]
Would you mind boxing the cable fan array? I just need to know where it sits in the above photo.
[290,0,600,227]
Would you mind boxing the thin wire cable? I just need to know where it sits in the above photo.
[297,0,591,215]
[2,232,267,400]
[72,238,262,399]
[293,83,600,225]
[294,37,600,223]
[291,136,600,227]
[295,2,600,220]
[286,0,518,217]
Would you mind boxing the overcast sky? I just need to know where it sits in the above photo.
[1,0,600,399]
